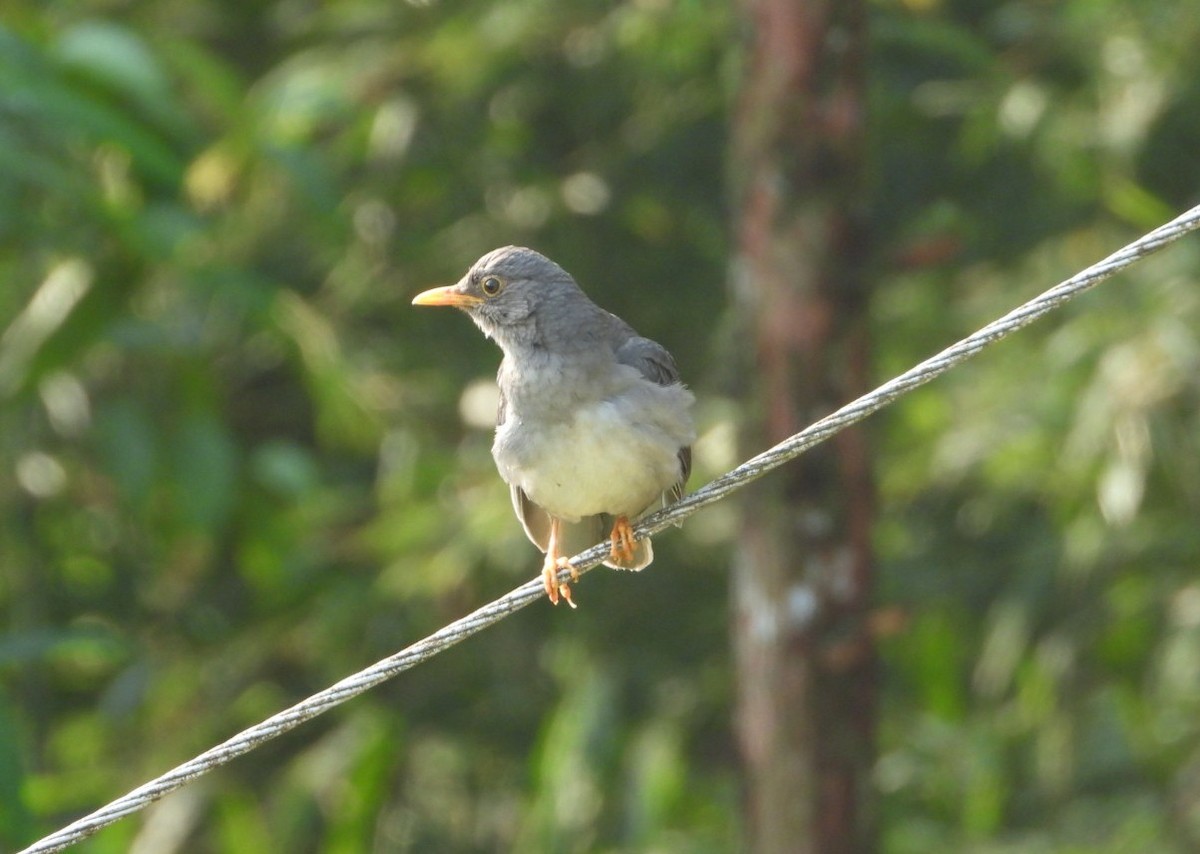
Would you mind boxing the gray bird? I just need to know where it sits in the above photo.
[412,246,694,606]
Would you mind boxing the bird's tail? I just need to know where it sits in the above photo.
[602,537,652,571]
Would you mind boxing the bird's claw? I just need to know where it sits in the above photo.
[609,516,637,565]
[542,555,578,609]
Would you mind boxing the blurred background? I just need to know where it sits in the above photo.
[2,0,1200,851]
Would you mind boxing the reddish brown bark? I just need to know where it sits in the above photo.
[730,1,875,852]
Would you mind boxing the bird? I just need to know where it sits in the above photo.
[412,246,695,607]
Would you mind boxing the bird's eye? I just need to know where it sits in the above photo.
[481,276,503,296]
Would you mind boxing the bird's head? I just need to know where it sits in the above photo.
[412,246,587,349]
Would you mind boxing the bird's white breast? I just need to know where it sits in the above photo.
[494,376,692,521]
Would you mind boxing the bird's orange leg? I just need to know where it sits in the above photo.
[541,518,577,608]
[609,516,637,565]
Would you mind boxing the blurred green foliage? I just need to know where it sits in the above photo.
[1,0,1199,851]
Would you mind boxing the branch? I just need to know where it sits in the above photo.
[19,203,1200,854]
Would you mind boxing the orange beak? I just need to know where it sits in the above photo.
[411,284,482,308]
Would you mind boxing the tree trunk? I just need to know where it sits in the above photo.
[729,1,875,852]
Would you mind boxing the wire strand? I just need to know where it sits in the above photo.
[19,203,1200,854]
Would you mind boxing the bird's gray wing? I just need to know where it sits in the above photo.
[615,336,692,502]
[510,481,551,552]
[614,334,681,386]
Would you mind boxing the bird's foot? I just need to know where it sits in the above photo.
[541,554,578,609]
[609,516,637,566]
